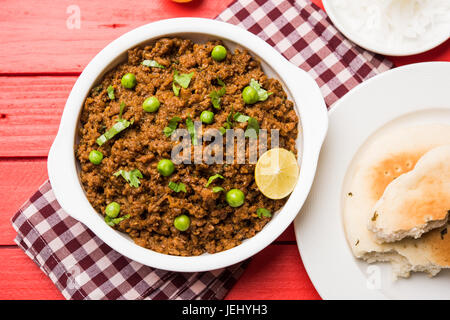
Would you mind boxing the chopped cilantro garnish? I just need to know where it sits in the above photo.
[118,102,126,119]
[205,174,224,187]
[172,70,194,96]
[222,109,259,139]
[172,83,181,96]
[217,78,226,87]
[219,127,227,135]
[244,117,260,139]
[163,116,182,137]
[233,112,250,123]
[107,85,115,100]
[256,208,272,218]
[113,169,143,188]
[168,181,187,193]
[142,59,165,68]
[96,118,132,146]
[186,117,197,146]
[210,91,222,109]
[173,70,194,89]
[249,79,272,102]
[105,214,130,226]
[210,78,226,109]
[174,71,194,88]
[212,186,225,193]
[225,106,235,129]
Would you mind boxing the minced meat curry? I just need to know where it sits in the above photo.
[76,38,298,256]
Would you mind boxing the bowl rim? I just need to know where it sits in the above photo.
[47,17,328,272]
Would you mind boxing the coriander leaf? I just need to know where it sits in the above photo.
[118,102,126,120]
[142,59,165,68]
[173,83,180,96]
[244,117,260,139]
[212,186,225,193]
[168,181,187,193]
[249,79,272,102]
[113,169,143,188]
[233,112,250,123]
[163,116,182,137]
[205,174,224,187]
[219,127,227,135]
[96,118,132,146]
[209,79,226,109]
[186,117,197,146]
[174,70,194,88]
[107,85,115,100]
[256,208,272,218]
[210,91,222,109]
[105,214,130,226]
[218,86,226,96]
[105,216,114,226]
[225,106,234,129]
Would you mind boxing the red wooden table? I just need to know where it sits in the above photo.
[0,0,448,300]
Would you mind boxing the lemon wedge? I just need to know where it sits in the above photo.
[255,148,299,199]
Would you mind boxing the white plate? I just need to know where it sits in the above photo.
[294,62,450,300]
[323,0,450,56]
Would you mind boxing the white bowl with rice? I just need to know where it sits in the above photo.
[323,0,450,56]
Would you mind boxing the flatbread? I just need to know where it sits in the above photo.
[343,124,450,278]
[369,145,450,242]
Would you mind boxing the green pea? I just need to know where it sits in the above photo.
[174,214,190,231]
[121,73,137,89]
[226,189,245,207]
[211,45,227,61]
[200,110,214,124]
[89,150,103,165]
[142,96,160,113]
[157,159,175,177]
[105,201,120,218]
[242,86,259,104]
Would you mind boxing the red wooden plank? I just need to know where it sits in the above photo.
[0,159,48,245]
[0,248,64,300]
[388,39,450,67]
[0,76,76,157]
[225,244,320,300]
[0,0,233,73]
[0,0,449,74]
[0,244,316,300]
[275,224,296,243]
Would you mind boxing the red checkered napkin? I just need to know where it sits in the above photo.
[217,0,393,107]
[11,0,392,300]
[12,182,248,299]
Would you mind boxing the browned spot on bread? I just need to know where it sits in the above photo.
[370,145,450,233]
[370,151,425,200]
[394,188,450,229]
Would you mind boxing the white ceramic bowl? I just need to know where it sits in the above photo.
[48,18,328,272]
